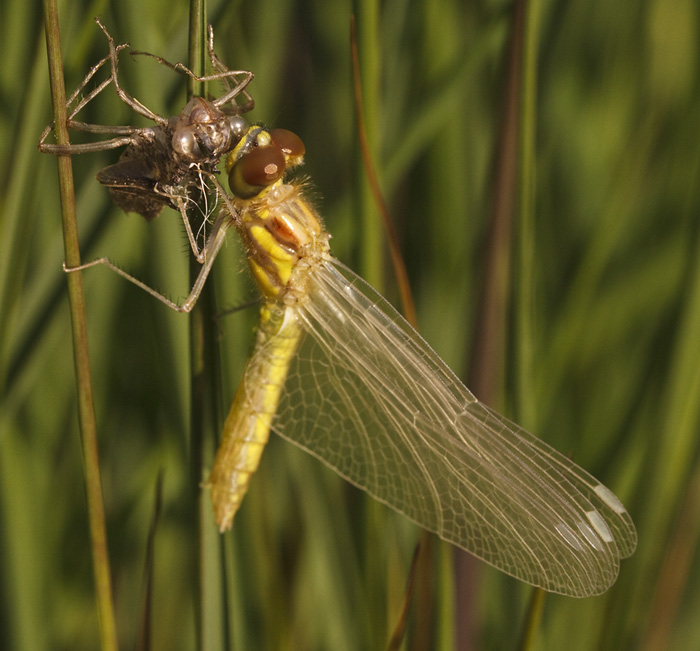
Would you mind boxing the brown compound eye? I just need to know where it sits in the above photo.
[241,145,286,185]
[228,144,286,199]
[269,129,305,160]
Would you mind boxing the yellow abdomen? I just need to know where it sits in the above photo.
[209,302,302,531]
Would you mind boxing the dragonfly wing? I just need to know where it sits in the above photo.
[273,259,636,597]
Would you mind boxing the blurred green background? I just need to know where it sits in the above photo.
[2,0,699,649]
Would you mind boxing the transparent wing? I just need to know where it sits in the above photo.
[273,260,636,597]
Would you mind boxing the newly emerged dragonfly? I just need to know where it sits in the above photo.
[206,124,636,598]
[44,28,636,598]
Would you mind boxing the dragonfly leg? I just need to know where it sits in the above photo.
[62,207,232,313]
[93,18,168,126]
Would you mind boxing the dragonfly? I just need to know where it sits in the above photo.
[196,123,637,598]
[66,117,635,596]
[45,29,636,598]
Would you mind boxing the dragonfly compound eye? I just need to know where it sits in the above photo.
[172,128,202,160]
[228,144,286,199]
[269,129,305,167]
[228,116,250,143]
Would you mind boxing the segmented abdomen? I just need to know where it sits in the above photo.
[209,302,303,531]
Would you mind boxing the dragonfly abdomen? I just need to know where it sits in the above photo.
[209,302,303,531]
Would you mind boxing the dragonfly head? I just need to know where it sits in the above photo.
[170,97,250,163]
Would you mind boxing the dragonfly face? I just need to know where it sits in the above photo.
[169,97,249,164]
